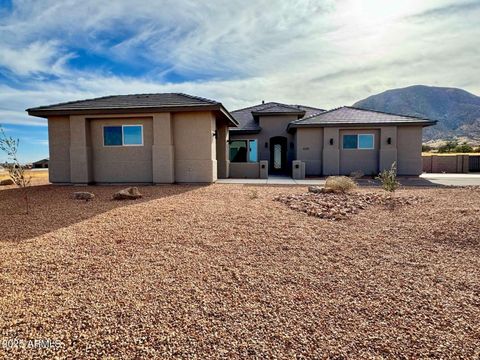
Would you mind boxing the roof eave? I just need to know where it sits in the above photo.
[228,128,262,135]
[26,104,238,126]
[289,120,437,129]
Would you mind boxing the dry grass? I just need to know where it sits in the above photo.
[325,176,358,193]
[0,169,48,186]
[0,184,479,358]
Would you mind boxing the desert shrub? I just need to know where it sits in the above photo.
[422,144,433,152]
[453,143,474,153]
[349,170,364,179]
[437,140,458,153]
[0,125,31,213]
[376,162,399,192]
[325,176,357,193]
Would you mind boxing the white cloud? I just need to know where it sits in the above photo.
[0,0,479,128]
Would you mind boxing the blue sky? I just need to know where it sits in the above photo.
[1,0,479,163]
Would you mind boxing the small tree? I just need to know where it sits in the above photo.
[376,162,399,192]
[0,125,31,213]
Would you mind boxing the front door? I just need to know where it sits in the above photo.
[269,136,287,174]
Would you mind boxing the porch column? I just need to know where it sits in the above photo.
[152,113,175,183]
[216,123,229,179]
[322,127,340,175]
[69,115,92,184]
[379,126,397,171]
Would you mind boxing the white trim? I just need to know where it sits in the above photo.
[103,124,144,147]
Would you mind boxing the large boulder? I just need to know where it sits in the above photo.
[112,187,142,200]
[73,192,95,201]
[0,179,14,186]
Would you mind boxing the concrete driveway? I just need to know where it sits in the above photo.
[418,173,480,186]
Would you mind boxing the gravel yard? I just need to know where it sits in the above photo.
[0,184,479,358]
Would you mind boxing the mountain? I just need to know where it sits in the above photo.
[353,85,480,144]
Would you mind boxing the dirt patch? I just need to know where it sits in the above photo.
[0,185,479,358]
[275,190,422,220]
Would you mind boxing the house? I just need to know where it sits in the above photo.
[26,93,436,184]
[32,158,49,169]
[27,93,237,184]
[229,103,436,178]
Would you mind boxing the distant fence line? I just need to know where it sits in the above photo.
[422,154,480,173]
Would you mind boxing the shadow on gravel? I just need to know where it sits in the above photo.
[0,184,204,242]
[356,177,448,188]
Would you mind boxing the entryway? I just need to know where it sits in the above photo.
[269,136,287,175]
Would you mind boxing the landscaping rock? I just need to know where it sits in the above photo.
[275,191,421,220]
[73,192,95,201]
[0,179,14,186]
[112,187,142,200]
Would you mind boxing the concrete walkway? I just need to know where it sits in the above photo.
[217,173,480,186]
[216,176,326,185]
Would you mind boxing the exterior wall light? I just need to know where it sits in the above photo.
[329,138,334,145]
[387,137,392,144]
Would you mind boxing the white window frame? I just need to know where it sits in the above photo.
[103,124,144,147]
[229,139,258,163]
[342,133,375,150]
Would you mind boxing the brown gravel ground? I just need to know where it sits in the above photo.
[0,184,479,359]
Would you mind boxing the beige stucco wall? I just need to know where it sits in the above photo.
[90,117,153,183]
[397,126,423,175]
[295,128,323,176]
[47,110,220,184]
[294,125,423,176]
[48,116,71,183]
[229,162,260,178]
[339,129,380,176]
[173,111,217,183]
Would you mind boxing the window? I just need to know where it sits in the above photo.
[342,134,374,150]
[248,140,258,162]
[343,135,357,149]
[229,139,258,162]
[358,134,374,149]
[103,125,143,146]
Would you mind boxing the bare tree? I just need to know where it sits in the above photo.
[0,125,31,214]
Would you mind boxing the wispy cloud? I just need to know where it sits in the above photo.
[0,0,479,161]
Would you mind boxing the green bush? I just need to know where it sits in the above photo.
[376,162,399,192]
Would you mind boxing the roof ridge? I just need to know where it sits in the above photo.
[174,93,218,104]
[231,102,277,113]
[291,106,344,124]
[346,106,435,121]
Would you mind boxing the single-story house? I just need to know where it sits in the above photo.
[32,158,49,169]
[27,93,436,184]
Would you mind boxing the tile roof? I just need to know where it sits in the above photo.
[230,102,325,133]
[288,106,437,129]
[28,93,218,111]
[26,93,238,126]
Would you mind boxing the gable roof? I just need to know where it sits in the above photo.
[27,93,238,126]
[231,102,325,133]
[288,106,437,130]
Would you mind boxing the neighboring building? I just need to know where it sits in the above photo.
[27,94,436,184]
[32,158,49,168]
[27,93,237,184]
[229,103,436,177]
